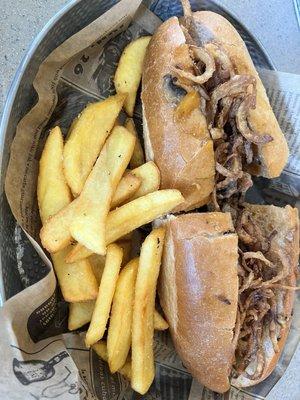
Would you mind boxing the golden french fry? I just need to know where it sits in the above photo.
[65,244,92,263]
[111,173,141,209]
[88,239,131,278]
[68,303,166,332]
[52,246,98,302]
[93,340,107,360]
[85,244,123,347]
[68,301,95,331]
[68,148,111,255]
[93,341,132,380]
[115,36,151,116]
[118,357,132,381]
[66,189,184,262]
[132,228,166,394]
[63,94,126,196]
[66,239,132,266]
[105,190,181,246]
[107,258,139,373]
[37,126,72,224]
[154,310,169,331]
[70,126,135,254]
[125,118,145,168]
[89,254,106,284]
[130,161,160,200]
[113,115,122,128]
[37,126,98,303]
[40,126,136,254]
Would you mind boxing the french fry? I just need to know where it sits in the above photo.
[68,303,167,332]
[68,301,95,331]
[40,126,136,254]
[154,310,169,331]
[51,246,98,302]
[70,126,135,254]
[37,126,72,224]
[65,244,92,263]
[92,340,107,360]
[37,127,98,302]
[130,161,160,200]
[117,356,132,381]
[132,228,166,394]
[114,36,151,116]
[105,190,181,246]
[107,258,139,373]
[111,173,141,209]
[88,239,131,277]
[68,146,111,255]
[63,94,126,196]
[125,118,145,168]
[85,244,123,347]
[89,254,106,284]
[93,341,132,381]
[68,244,132,331]
[66,189,184,262]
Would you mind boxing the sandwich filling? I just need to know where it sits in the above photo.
[171,1,292,381]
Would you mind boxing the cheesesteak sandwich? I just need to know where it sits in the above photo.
[142,0,289,212]
[158,207,299,393]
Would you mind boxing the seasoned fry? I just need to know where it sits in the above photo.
[37,126,72,224]
[114,37,151,116]
[93,341,132,380]
[66,189,184,262]
[130,161,160,200]
[51,246,98,302]
[68,301,95,331]
[154,309,169,330]
[85,244,123,347]
[63,94,126,196]
[125,118,145,168]
[37,126,98,302]
[132,228,166,394]
[107,258,139,373]
[40,126,135,254]
[111,172,141,209]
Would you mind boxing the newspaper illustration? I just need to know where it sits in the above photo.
[1,0,300,399]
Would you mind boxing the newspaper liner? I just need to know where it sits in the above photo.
[1,0,300,398]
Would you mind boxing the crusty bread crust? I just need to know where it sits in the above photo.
[142,17,215,212]
[158,213,239,393]
[159,206,298,392]
[232,204,299,388]
[142,12,289,210]
[193,12,289,178]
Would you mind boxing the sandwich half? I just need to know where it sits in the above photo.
[158,205,299,393]
[142,5,288,212]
